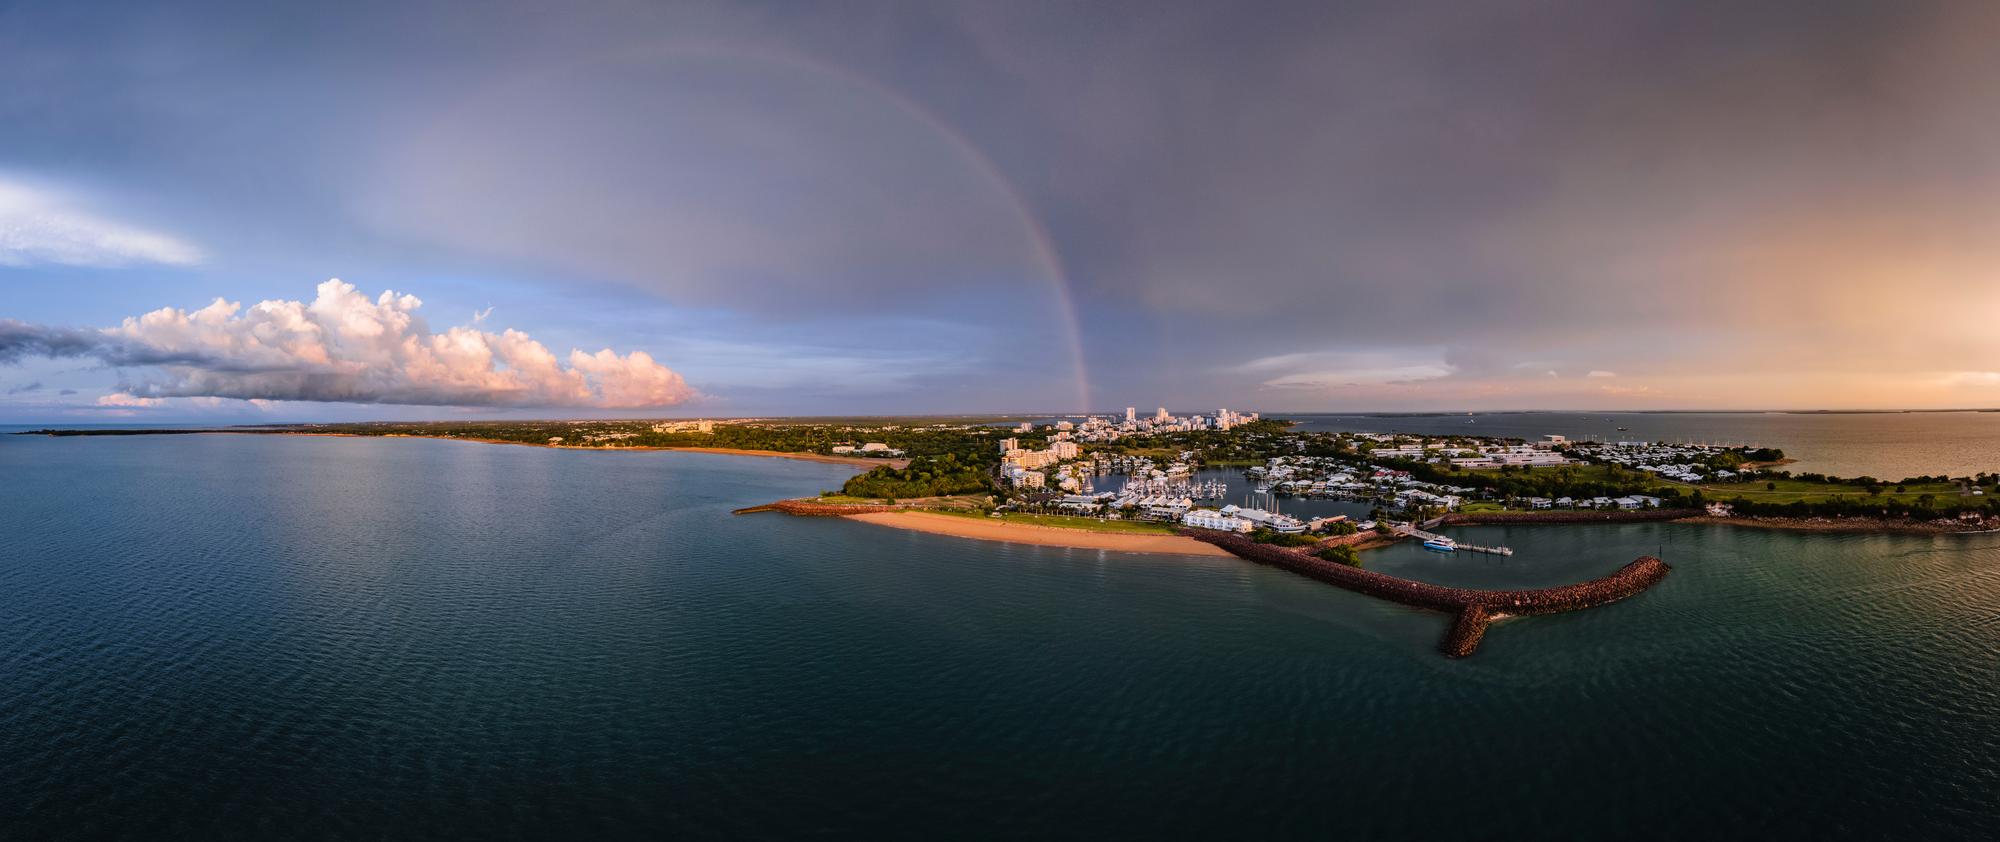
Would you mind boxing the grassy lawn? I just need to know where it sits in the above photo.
[919,508,1182,534]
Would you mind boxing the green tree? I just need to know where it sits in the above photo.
[1315,545,1362,566]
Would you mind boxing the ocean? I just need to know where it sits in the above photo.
[2,432,1996,838]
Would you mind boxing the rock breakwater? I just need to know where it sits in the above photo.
[1187,531,1670,657]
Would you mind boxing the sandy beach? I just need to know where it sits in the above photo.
[844,511,1233,556]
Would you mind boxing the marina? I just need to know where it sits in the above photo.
[1394,523,1515,556]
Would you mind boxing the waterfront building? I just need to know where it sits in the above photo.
[1182,508,1255,533]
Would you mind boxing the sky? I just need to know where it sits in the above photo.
[4,0,2000,421]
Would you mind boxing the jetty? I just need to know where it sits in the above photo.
[1187,531,1669,658]
[1389,522,1513,556]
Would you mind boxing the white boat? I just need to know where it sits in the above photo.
[1422,537,1457,552]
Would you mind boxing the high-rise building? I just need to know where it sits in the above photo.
[1125,407,1136,423]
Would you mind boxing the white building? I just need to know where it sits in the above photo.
[1182,509,1255,533]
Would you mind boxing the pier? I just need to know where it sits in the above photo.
[1389,522,1513,556]
[1186,531,1670,658]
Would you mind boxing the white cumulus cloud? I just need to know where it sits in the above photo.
[0,180,202,267]
[100,279,696,408]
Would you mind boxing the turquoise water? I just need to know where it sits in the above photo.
[2,433,1997,837]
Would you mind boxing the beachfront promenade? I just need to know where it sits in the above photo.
[1186,531,1670,657]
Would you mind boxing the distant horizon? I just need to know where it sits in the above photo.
[14,406,2000,427]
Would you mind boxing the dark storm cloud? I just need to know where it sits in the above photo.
[0,318,239,369]
[0,320,103,364]
[4,0,1997,411]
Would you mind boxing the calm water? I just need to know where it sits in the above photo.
[3,434,1997,838]
[1288,410,2000,480]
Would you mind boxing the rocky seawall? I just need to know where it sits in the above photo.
[732,500,904,516]
[1187,531,1670,658]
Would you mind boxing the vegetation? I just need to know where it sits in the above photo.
[841,454,992,499]
[1089,419,1294,464]
[921,509,1180,535]
[173,418,1011,463]
[1315,545,1362,566]
[1251,529,1320,547]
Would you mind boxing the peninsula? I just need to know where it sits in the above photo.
[26,410,2000,540]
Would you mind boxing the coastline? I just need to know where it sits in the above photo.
[655,446,907,469]
[843,510,1234,557]
[269,434,906,469]
[1675,514,2000,535]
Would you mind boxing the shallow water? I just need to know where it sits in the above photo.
[2,434,1996,838]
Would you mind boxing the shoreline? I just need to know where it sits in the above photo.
[842,510,1234,557]
[20,428,908,470]
[1674,514,2000,535]
[272,433,906,469]
[748,498,2000,555]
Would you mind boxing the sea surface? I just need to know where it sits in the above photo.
[1286,410,2000,480]
[3,433,1998,838]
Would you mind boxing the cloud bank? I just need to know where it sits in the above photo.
[5,280,696,408]
[0,180,202,267]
